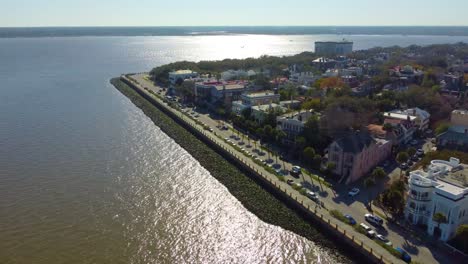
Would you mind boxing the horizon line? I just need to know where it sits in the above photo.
[2,25,468,28]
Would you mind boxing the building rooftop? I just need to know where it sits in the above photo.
[391,107,430,120]
[171,69,195,75]
[383,112,417,121]
[278,110,313,121]
[452,109,468,115]
[438,129,468,144]
[252,103,282,112]
[366,124,387,138]
[334,132,375,154]
[411,158,468,199]
[214,84,246,91]
[430,159,468,189]
[244,91,278,98]
[315,41,353,44]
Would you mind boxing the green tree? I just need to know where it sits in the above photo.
[325,162,336,175]
[175,80,195,102]
[302,115,324,148]
[312,154,322,170]
[301,98,321,111]
[371,167,386,180]
[241,107,252,120]
[454,225,468,252]
[396,152,409,165]
[303,147,316,164]
[396,151,409,177]
[435,123,450,135]
[380,181,405,216]
[383,123,393,131]
[433,212,448,228]
[364,176,376,206]
[407,147,417,157]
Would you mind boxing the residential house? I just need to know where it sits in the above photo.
[251,104,284,123]
[289,72,318,85]
[405,158,468,241]
[276,110,314,144]
[221,69,256,81]
[437,110,468,152]
[366,124,398,144]
[341,66,363,77]
[327,132,392,184]
[312,57,337,70]
[389,65,424,85]
[231,91,280,115]
[442,73,464,91]
[389,108,431,131]
[194,81,248,106]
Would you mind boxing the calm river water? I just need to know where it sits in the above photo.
[1,34,468,264]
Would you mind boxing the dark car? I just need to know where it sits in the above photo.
[417,149,424,156]
[400,163,409,170]
[407,160,414,166]
[411,155,419,162]
[395,247,411,263]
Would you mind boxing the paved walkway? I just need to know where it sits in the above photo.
[126,73,450,264]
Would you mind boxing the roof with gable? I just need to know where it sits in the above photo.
[334,132,375,154]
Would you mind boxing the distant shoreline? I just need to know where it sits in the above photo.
[2,26,468,38]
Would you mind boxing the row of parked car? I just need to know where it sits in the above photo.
[400,148,425,170]
[359,214,412,263]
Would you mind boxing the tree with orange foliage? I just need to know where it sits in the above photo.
[319,77,345,90]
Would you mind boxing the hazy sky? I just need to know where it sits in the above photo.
[2,0,468,27]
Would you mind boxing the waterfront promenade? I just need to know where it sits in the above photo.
[119,74,410,264]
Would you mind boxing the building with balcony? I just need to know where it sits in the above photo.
[251,104,284,123]
[276,110,314,144]
[387,107,431,131]
[382,114,417,145]
[405,158,468,241]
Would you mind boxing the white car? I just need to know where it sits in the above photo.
[348,188,360,197]
[291,166,302,175]
[306,191,319,202]
[376,234,392,246]
[359,223,376,238]
[365,213,384,226]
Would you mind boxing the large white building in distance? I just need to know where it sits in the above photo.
[315,41,353,56]
[168,70,198,85]
[405,158,468,241]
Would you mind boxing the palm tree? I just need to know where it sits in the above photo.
[371,167,386,180]
[433,212,448,238]
[433,212,447,227]
[396,151,409,178]
[364,177,376,207]
[455,225,468,252]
